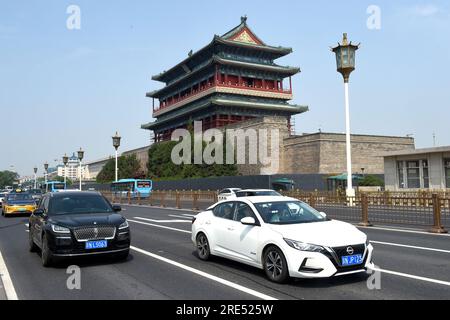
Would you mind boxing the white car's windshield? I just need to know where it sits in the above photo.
[254,201,327,224]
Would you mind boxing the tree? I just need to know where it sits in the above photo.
[96,154,143,183]
[0,171,19,188]
[147,138,238,180]
[359,175,384,187]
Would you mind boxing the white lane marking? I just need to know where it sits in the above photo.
[25,223,29,228]
[134,217,191,223]
[130,245,277,300]
[128,219,191,234]
[371,267,450,287]
[357,225,450,237]
[371,241,450,254]
[182,214,196,217]
[120,204,197,213]
[0,250,19,300]
[169,214,193,220]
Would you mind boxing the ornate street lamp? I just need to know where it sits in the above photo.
[33,167,38,189]
[63,154,69,186]
[112,132,121,182]
[77,148,84,191]
[44,162,49,192]
[331,33,360,199]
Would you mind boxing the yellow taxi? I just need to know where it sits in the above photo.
[1,190,37,217]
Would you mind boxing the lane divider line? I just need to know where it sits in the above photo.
[370,267,450,287]
[133,217,191,223]
[128,219,191,234]
[168,214,193,220]
[130,245,277,300]
[0,250,18,300]
[357,225,450,237]
[371,241,450,254]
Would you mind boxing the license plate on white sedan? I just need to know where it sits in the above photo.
[85,240,107,250]
[341,254,363,266]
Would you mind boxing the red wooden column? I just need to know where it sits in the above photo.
[289,76,292,93]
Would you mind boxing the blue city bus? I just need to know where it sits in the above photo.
[110,179,153,199]
[41,181,66,193]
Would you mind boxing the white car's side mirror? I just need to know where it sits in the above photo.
[240,217,257,226]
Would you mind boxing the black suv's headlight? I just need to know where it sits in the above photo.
[51,224,70,234]
[118,220,129,230]
[284,238,324,252]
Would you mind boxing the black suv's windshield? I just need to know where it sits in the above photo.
[254,201,327,224]
[49,194,113,215]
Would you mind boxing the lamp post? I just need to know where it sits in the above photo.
[77,148,84,191]
[63,154,69,186]
[331,33,360,199]
[44,162,49,192]
[112,132,121,182]
[33,167,38,189]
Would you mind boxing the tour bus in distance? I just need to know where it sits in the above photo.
[41,181,66,193]
[110,179,153,199]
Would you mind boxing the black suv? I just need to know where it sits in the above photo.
[29,191,130,267]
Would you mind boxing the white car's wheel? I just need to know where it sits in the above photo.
[196,233,211,261]
[263,246,289,283]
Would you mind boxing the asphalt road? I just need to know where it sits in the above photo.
[0,205,449,300]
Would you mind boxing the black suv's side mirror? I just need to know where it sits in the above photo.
[33,208,45,216]
[112,205,122,212]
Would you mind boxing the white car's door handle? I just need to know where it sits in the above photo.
[227,227,234,231]
[205,221,211,225]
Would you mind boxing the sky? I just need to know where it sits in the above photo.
[1,0,449,176]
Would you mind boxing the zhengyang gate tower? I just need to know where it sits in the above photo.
[142,17,308,142]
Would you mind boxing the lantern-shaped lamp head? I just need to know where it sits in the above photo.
[77,148,84,162]
[331,33,360,83]
[63,154,69,166]
[44,162,49,171]
[112,132,121,150]
[34,167,38,174]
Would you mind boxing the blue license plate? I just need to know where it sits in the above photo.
[85,240,107,250]
[341,254,363,266]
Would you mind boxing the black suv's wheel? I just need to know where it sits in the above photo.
[29,229,38,252]
[263,246,289,283]
[196,233,211,261]
[41,234,53,267]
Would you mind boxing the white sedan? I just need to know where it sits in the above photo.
[192,196,374,283]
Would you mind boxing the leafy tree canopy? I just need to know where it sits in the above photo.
[96,154,143,183]
[359,175,384,187]
[0,171,19,188]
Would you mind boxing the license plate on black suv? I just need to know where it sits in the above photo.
[85,240,107,250]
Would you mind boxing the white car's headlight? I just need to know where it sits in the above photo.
[51,224,70,234]
[118,220,129,230]
[284,238,324,252]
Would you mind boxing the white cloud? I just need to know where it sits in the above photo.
[408,4,440,17]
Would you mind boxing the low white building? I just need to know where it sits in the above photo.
[57,153,91,180]
[384,146,450,191]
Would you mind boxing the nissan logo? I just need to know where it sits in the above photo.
[346,246,354,255]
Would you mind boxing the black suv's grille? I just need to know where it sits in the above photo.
[73,226,116,242]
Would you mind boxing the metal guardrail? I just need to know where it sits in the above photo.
[101,190,449,234]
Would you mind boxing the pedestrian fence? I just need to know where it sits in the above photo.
[101,190,449,234]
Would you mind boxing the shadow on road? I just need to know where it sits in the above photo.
[192,250,369,289]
